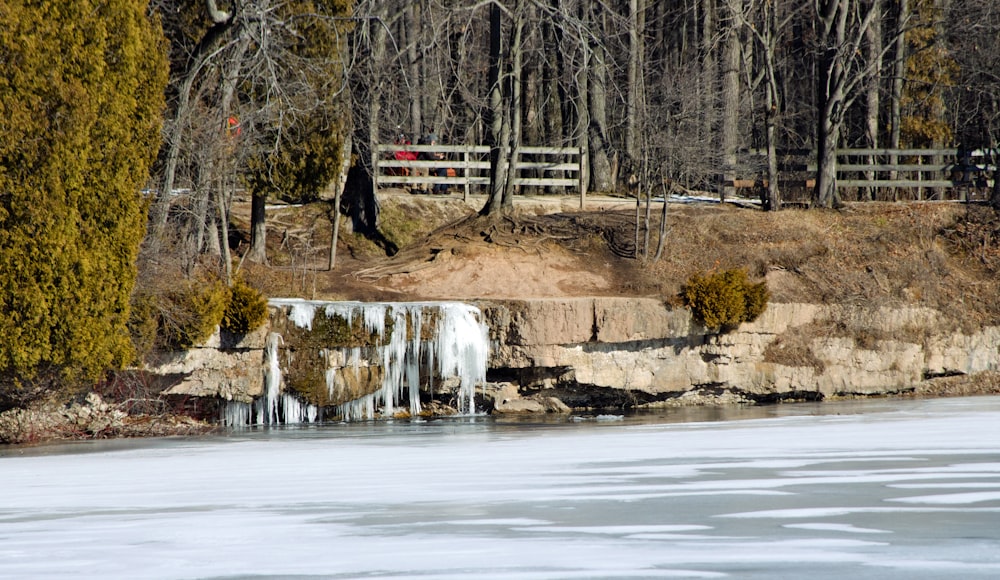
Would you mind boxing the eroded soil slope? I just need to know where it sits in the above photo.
[240,195,1000,331]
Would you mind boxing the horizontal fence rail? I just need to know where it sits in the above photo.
[730,148,998,202]
[374,144,585,204]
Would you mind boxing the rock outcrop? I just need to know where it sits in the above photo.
[0,393,210,444]
[143,298,1000,419]
[482,298,1000,407]
[155,326,269,403]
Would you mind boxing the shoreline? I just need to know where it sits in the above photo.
[4,373,999,447]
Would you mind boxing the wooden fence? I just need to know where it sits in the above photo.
[732,148,997,202]
[374,144,586,206]
[836,148,994,200]
[377,144,996,205]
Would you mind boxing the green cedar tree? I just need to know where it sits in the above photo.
[0,0,168,407]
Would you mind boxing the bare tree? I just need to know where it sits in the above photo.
[149,0,352,271]
[625,0,645,169]
[813,0,883,208]
[946,0,1000,207]
[720,0,745,201]
[738,0,785,210]
[482,0,529,215]
[584,0,614,193]
[887,0,909,195]
[862,0,883,201]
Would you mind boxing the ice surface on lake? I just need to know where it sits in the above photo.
[4,397,1000,579]
[224,299,489,425]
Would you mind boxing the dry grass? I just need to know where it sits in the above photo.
[913,370,1000,398]
[762,324,827,372]
[639,202,1000,329]
[187,195,1000,329]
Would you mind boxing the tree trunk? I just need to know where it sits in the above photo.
[763,1,780,211]
[152,16,235,243]
[720,0,743,201]
[216,182,232,284]
[542,1,564,167]
[189,159,212,260]
[863,0,883,201]
[701,0,718,184]
[482,2,509,215]
[552,4,573,190]
[568,0,588,202]
[814,33,846,209]
[586,0,613,193]
[813,0,869,209]
[642,182,652,259]
[889,0,908,197]
[329,134,351,270]
[345,4,387,234]
[815,113,843,208]
[406,2,422,140]
[625,0,644,169]
[247,191,268,264]
[633,197,641,259]
[764,106,780,211]
[992,149,1000,208]
[501,2,524,206]
[215,35,250,282]
[653,180,669,261]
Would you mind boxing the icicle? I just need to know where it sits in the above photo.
[325,366,337,399]
[379,306,410,416]
[435,303,489,415]
[281,393,318,424]
[261,299,490,424]
[351,346,363,374]
[406,306,423,415]
[263,332,283,425]
[363,304,388,340]
[338,393,376,422]
[323,303,354,333]
[270,299,319,330]
[221,401,251,427]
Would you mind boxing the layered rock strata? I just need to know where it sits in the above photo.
[148,298,1000,419]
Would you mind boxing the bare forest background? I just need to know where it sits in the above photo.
[147,0,1000,278]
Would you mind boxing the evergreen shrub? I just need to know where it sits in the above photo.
[681,269,769,331]
[0,0,167,408]
[133,280,229,352]
[222,280,269,335]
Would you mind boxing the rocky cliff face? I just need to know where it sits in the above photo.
[147,298,1000,419]
[153,327,269,403]
[481,298,1000,409]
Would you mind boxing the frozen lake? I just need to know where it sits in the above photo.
[3,397,1000,579]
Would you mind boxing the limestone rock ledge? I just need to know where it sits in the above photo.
[143,299,1000,414]
[150,327,269,403]
[480,298,1000,407]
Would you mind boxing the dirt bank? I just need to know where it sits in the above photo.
[242,194,1000,331]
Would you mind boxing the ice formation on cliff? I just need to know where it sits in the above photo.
[222,300,489,426]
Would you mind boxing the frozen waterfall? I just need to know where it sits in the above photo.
[222,300,489,426]
[221,332,319,427]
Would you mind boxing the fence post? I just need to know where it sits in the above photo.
[463,146,470,202]
[372,145,380,198]
[917,156,923,201]
[579,146,588,209]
